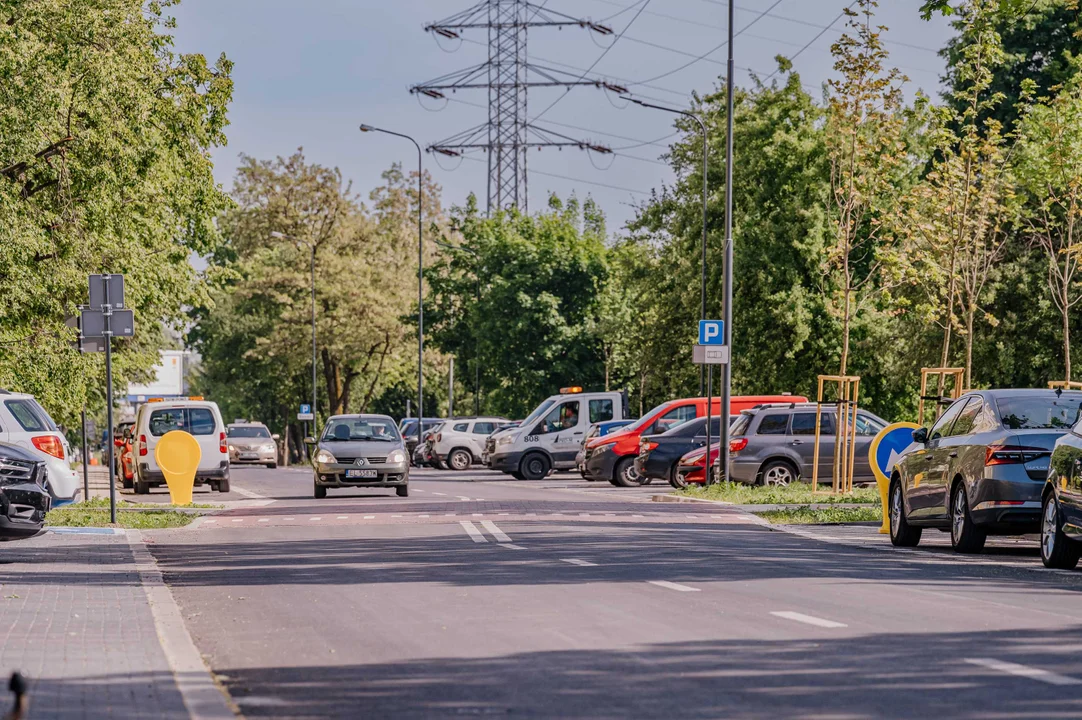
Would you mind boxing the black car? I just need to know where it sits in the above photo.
[635,416,724,488]
[1042,416,1082,569]
[0,442,51,541]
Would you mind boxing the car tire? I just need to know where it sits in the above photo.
[217,477,230,493]
[520,453,551,481]
[266,463,277,469]
[134,479,150,495]
[950,483,986,554]
[759,459,798,487]
[669,466,688,489]
[510,471,526,481]
[314,482,327,499]
[397,485,410,498]
[448,449,472,471]
[1041,492,1081,570]
[889,478,921,547]
[122,475,134,490]
[612,457,646,487]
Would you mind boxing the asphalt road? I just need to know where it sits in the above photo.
[141,464,1082,719]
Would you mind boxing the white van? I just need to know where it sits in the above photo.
[488,388,629,480]
[132,398,230,494]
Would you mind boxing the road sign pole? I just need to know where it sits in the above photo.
[81,408,89,502]
[705,365,713,484]
[103,277,117,524]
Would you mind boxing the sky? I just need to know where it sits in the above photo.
[168,0,956,234]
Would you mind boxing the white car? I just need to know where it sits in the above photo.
[429,417,507,471]
[132,398,230,494]
[0,390,79,504]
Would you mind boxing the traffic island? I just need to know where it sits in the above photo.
[753,505,881,525]
[46,498,221,530]
[674,481,880,505]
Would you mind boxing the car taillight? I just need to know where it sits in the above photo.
[436,433,442,443]
[32,435,65,460]
[219,431,227,454]
[139,434,148,456]
[985,445,1047,466]
[641,440,658,453]
[730,438,749,453]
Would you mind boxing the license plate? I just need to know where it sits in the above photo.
[240,453,259,460]
[345,469,378,479]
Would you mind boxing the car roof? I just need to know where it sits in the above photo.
[328,414,396,420]
[228,422,268,427]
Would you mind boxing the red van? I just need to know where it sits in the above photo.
[581,395,807,487]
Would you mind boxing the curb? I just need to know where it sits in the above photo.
[650,494,734,505]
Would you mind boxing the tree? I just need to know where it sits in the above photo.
[0,0,232,421]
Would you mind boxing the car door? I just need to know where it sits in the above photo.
[788,411,836,482]
[913,397,969,520]
[531,399,583,466]
[1053,419,1082,532]
[469,421,497,457]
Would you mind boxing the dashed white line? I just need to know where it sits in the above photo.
[309,517,321,521]
[648,580,701,593]
[283,517,294,521]
[257,519,269,523]
[480,520,512,543]
[965,658,1082,686]
[770,611,847,629]
[632,514,644,518]
[498,544,527,550]
[433,492,447,496]
[391,514,403,518]
[419,514,430,518]
[413,489,424,493]
[204,519,217,524]
[231,519,244,523]
[336,516,348,520]
[472,513,483,517]
[459,520,488,543]
[363,515,375,519]
[457,496,471,501]
[562,559,597,567]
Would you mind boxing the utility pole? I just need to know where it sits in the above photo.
[413,0,622,213]
[719,0,736,484]
[449,357,455,418]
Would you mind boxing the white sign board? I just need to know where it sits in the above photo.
[128,350,185,397]
[692,344,730,365]
[297,412,315,422]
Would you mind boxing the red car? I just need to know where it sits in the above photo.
[675,441,723,487]
[582,395,805,487]
[113,423,136,489]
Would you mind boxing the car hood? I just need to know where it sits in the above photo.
[319,440,404,458]
[0,441,44,463]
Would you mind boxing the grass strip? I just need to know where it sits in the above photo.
[754,505,882,525]
[678,481,879,505]
[47,499,211,529]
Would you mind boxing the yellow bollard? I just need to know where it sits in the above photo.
[154,430,201,506]
[868,422,921,535]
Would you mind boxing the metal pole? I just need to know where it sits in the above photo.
[705,365,713,483]
[719,0,736,484]
[102,277,116,524]
[81,408,89,502]
[310,244,318,448]
[449,357,455,418]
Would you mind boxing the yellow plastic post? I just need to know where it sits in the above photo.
[154,430,201,506]
[869,422,920,535]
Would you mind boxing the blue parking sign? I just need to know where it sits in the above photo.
[698,320,725,345]
[300,404,311,415]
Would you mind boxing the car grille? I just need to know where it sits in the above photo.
[333,457,388,465]
[0,457,38,485]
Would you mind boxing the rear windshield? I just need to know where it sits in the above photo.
[228,426,271,438]
[997,395,1082,430]
[730,413,752,436]
[148,407,218,437]
[5,399,54,432]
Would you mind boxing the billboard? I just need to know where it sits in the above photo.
[128,350,186,399]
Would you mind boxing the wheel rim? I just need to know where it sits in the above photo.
[451,452,469,470]
[623,463,644,485]
[528,459,545,476]
[764,465,792,486]
[890,485,902,537]
[952,487,966,542]
[1043,496,1057,560]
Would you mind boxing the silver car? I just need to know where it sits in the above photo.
[226,422,279,468]
[307,414,409,498]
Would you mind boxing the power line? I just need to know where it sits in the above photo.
[459,154,652,195]
[764,3,855,82]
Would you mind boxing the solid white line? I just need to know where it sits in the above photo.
[498,543,527,550]
[965,658,1082,686]
[648,580,701,593]
[481,520,512,543]
[460,520,488,543]
[562,558,597,567]
[770,611,848,629]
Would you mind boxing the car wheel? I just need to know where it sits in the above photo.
[612,457,646,487]
[520,454,551,481]
[510,472,526,481]
[397,485,410,498]
[950,483,986,554]
[217,477,230,493]
[134,480,150,495]
[266,463,277,469]
[314,482,327,499]
[1041,492,1081,569]
[669,466,688,489]
[448,449,472,471]
[122,475,134,490]
[760,460,797,487]
[889,479,921,547]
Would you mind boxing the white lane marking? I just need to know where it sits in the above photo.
[562,559,597,567]
[498,513,509,516]
[391,514,403,518]
[413,489,424,493]
[419,514,430,518]
[457,496,471,501]
[686,514,699,519]
[283,517,294,521]
[433,492,447,496]
[632,514,644,518]
[965,658,1082,686]
[232,486,267,500]
[231,519,243,523]
[444,513,456,517]
[337,516,348,519]
[363,515,375,519]
[460,520,488,543]
[257,519,269,523]
[498,544,527,550]
[309,517,321,521]
[472,513,483,517]
[204,519,217,524]
[770,611,848,629]
[481,520,512,543]
[476,498,485,501]
[648,580,701,593]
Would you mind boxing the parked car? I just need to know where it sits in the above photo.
[401,418,446,464]
[636,415,724,487]
[428,417,508,471]
[132,397,231,494]
[482,421,521,467]
[0,389,79,504]
[226,421,280,469]
[113,421,134,480]
[576,419,637,477]
[0,442,51,541]
[415,421,448,468]
[307,414,409,498]
[1044,422,1082,569]
[890,389,1082,554]
[584,395,808,488]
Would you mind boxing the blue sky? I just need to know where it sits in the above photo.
[169,1,954,233]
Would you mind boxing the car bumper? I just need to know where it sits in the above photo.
[677,464,708,485]
[0,483,50,541]
[968,475,1043,531]
[728,457,758,484]
[490,450,524,473]
[635,453,674,480]
[583,447,619,481]
[139,461,230,485]
[229,448,277,464]
[43,459,80,502]
[314,465,408,488]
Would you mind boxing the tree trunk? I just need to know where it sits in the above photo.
[1064,304,1072,383]
[938,248,959,397]
[839,286,851,376]
[965,303,975,390]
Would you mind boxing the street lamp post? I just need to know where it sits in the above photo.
[720,0,736,485]
[270,231,317,453]
[360,124,425,430]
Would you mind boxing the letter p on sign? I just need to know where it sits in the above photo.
[698,320,725,346]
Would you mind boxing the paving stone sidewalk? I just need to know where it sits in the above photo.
[0,531,189,719]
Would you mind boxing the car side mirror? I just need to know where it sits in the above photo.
[272,434,280,441]
[304,436,316,445]
[912,428,928,445]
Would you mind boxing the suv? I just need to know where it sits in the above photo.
[132,398,230,494]
[428,417,508,471]
[226,422,279,468]
[0,390,79,504]
[727,403,888,486]
[0,442,51,541]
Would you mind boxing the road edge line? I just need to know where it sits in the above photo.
[126,530,237,719]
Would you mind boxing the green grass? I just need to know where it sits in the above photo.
[78,497,221,510]
[45,498,216,529]
[754,506,883,525]
[678,481,880,505]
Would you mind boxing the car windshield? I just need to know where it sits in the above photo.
[623,403,672,433]
[323,418,401,442]
[520,399,557,428]
[228,426,271,438]
[997,394,1082,430]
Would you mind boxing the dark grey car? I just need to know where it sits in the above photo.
[307,414,410,498]
[890,389,1082,554]
[727,403,888,486]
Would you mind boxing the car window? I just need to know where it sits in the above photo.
[855,413,886,437]
[472,422,496,435]
[228,426,271,438]
[998,394,1082,430]
[148,408,186,437]
[589,399,614,424]
[757,414,789,435]
[930,398,968,440]
[29,400,59,430]
[188,408,216,436]
[538,401,579,435]
[730,414,752,436]
[693,418,723,437]
[453,423,469,432]
[652,404,698,434]
[790,412,836,436]
[947,398,982,437]
[5,400,50,432]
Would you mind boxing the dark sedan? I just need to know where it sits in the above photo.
[635,416,723,487]
[1042,416,1082,569]
[0,442,51,541]
[890,389,1082,553]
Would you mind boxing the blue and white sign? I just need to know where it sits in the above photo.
[698,320,725,346]
[300,403,312,415]
[868,422,921,484]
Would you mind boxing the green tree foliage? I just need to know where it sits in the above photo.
[0,0,232,421]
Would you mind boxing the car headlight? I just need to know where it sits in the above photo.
[314,448,336,463]
[496,432,519,447]
[387,449,406,464]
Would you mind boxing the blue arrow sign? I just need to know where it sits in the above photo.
[868,422,921,484]
[698,320,725,346]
